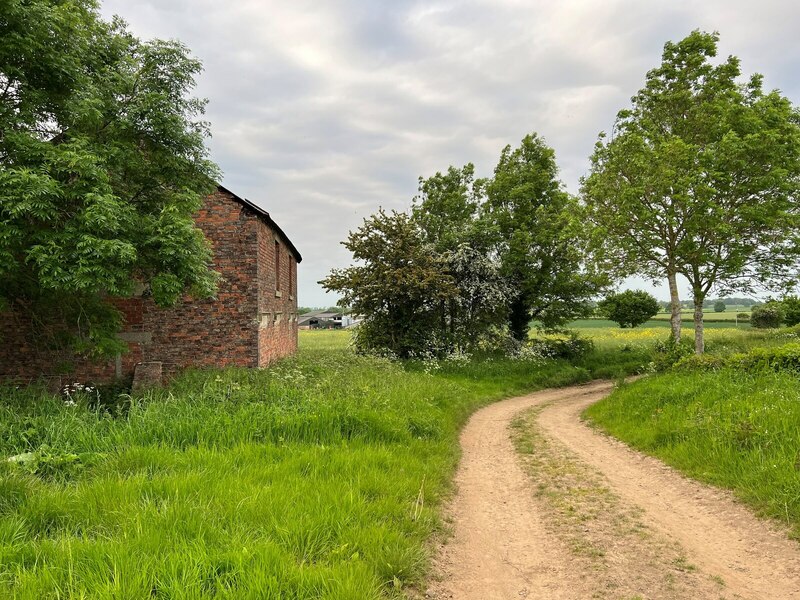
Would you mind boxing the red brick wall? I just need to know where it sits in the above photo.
[0,306,143,384]
[256,217,298,367]
[0,187,299,384]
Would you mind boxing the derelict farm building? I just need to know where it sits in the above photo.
[0,185,302,384]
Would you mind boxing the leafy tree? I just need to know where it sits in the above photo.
[597,290,660,328]
[0,0,219,357]
[412,164,486,253]
[781,295,800,327]
[319,210,457,357]
[751,302,785,329]
[412,164,509,348]
[714,300,726,313]
[486,134,607,340]
[583,31,800,353]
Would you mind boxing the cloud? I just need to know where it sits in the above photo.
[101,0,800,304]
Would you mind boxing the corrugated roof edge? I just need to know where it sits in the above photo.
[216,184,302,262]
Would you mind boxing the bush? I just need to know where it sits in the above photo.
[529,335,594,360]
[598,290,660,328]
[651,337,694,371]
[714,300,726,312]
[736,312,750,321]
[751,302,784,328]
[670,342,800,375]
[781,295,800,327]
[673,353,724,371]
[731,343,800,373]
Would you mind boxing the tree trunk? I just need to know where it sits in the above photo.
[667,269,681,343]
[509,295,530,342]
[693,292,705,354]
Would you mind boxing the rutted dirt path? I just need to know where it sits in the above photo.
[427,381,800,600]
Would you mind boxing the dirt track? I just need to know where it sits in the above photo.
[427,381,800,600]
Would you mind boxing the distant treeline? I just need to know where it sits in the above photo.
[658,298,759,311]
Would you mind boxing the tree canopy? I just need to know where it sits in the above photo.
[583,30,800,353]
[486,134,607,340]
[598,290,660,329]
[323,134,605,356]
[320,209,458,357]
[0,0,219,357]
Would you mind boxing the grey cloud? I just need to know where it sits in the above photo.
[101,0,800,305]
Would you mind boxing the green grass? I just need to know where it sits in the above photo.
[0,330,647,599]
[585,369,800,539]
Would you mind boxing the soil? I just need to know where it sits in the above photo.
[426,381,800,600]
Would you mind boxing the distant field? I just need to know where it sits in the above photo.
[651,308,752,322]
[570,318,750,330]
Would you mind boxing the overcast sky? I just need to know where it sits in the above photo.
[101,0,800,306]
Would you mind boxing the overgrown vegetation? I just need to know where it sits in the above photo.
[0,329,645,598]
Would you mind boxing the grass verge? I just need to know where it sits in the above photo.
[0,331,645,599]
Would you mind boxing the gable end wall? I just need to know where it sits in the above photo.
[256,217,299,366]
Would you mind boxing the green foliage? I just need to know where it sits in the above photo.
[583,30,800,353]
[713,301,726,313]
[412,165,511,351]
[728,343,800,373]
[597,290,660,328]
[781,295,800,327]
[651,337,695,371]
[487,134,607,339]
[320,210,458,358]
[530,336,595,360]
[324,137,606,356]
[0,0,219,357]
[586,369,800,539]
[737,312,751,321]
[751,302,785,329]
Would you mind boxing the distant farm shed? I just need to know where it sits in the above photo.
[0,185,302,386]
[297,310,360,330]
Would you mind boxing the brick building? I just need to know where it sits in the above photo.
[0,185,302,385]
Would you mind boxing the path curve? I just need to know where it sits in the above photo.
[428,381,800,599]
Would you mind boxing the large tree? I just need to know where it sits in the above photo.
[412,165,509,347]
[485,134,607,340]
[583,31,800,353]
[0,0,219,357]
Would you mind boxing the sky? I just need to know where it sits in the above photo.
[100,0,800,307]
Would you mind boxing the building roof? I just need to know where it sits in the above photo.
[297,310,342,325]
[217,184,302,262]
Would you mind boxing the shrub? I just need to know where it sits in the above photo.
[597,290,660,328]
[751,302,784,328]
[651,337,694,371]
[530,335,594,360]
[732,343,800,373]
[781,295,800,327]
[714,300,726,312]
[673,353,724,371]
[736,312,750,321]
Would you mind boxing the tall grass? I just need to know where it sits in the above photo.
[0,331,645,599]
[585,369,800,539]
